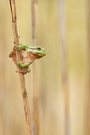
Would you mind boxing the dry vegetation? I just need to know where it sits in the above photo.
[0,0,89,135]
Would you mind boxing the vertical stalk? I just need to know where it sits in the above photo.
[58,0,70,135]
[9,0,33,135]
[31,0,40,135]
[31,0,38,43]
[85,0,90,134]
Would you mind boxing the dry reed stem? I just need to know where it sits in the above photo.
[31,0,40,134]
[9,0,33,135]
[58,0,70,135]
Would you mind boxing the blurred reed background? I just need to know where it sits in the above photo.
[0,0,89,135]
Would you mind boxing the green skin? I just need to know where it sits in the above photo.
[17,44,46,68]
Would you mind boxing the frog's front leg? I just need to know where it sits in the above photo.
[14,44,28,51]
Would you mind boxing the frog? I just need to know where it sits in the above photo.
[9,44,46,74]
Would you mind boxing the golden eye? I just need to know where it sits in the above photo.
[37,47,41,50]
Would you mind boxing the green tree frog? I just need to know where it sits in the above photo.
[9,44,46,73]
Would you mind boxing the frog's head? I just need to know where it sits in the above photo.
[27,46,46,59]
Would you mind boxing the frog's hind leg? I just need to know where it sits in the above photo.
[17,61,31,68]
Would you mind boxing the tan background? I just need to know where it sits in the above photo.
[0,0,88,135]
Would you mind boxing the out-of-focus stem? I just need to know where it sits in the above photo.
[31,0,40,135]
[85,0,90,134]
[58,0,70,135]
[31,0,38,43]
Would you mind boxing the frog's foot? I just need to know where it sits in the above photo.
[16,68,31,74]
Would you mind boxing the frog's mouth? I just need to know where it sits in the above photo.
[37,52,46,56]
[33,52,46,59]
[28,52,46,60]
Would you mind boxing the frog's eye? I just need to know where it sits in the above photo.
[37,47,41,50]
